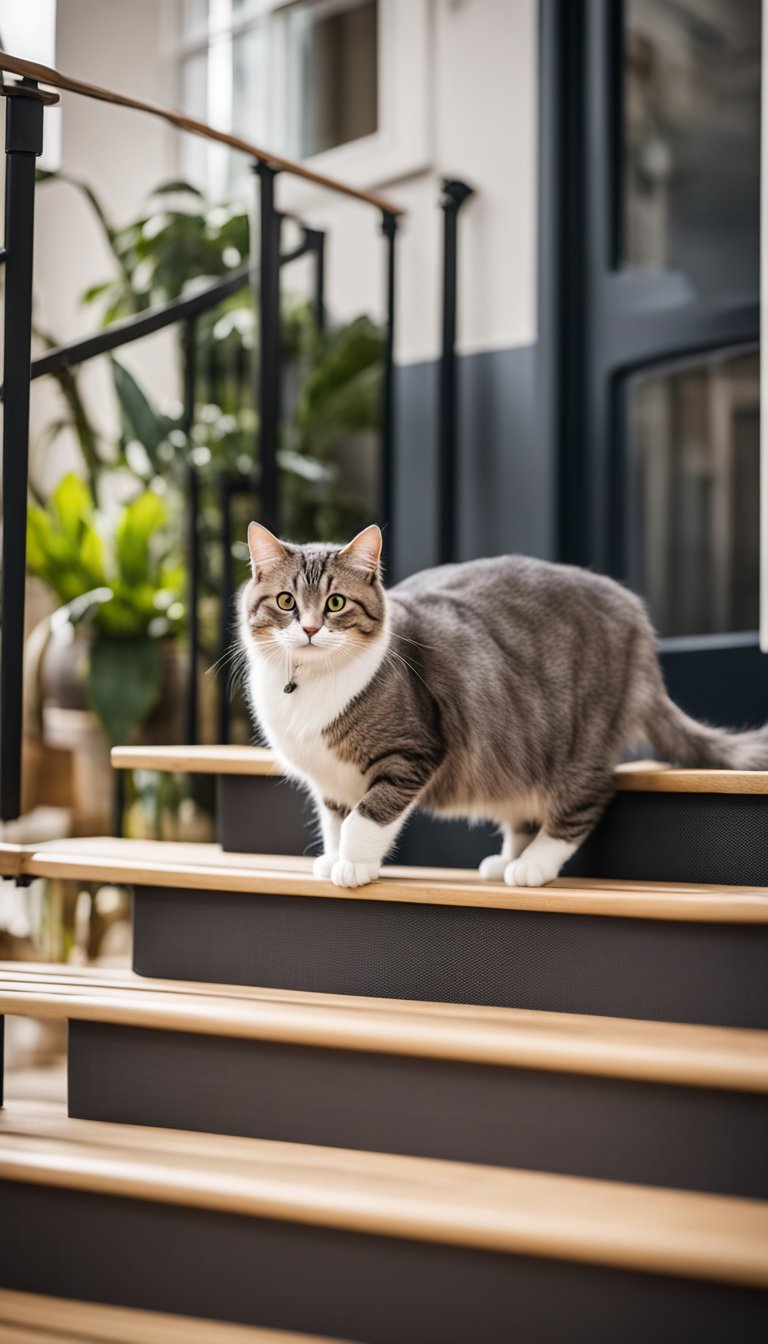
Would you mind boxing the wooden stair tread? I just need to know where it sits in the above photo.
[111,745,768,795]
[1,837,766,921]
[3,962,766,1092]
[2,1101,767,1288]
[0,1289,346,1344]
[112,744,279,775]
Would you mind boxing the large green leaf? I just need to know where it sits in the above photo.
[151,179,205,199]
[87,637,163,745]
[113,489,168,585]
[111,359,168,466]
[50,472,93,543]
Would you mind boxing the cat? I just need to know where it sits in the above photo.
[239,521,768,888]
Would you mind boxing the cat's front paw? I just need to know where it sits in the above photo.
[330,860,381,888]
[312,854,337,879]
[478,854,508,881]
[504,857,555,888]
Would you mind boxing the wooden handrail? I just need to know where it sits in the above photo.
[0,52,404,217]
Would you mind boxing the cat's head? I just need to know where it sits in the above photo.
[240,523,386,672]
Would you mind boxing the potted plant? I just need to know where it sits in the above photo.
[26,472,184,831]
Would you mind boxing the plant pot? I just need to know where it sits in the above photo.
[39,626,198,834]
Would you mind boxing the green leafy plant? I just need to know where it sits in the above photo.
[29,174,388,750]
[27,473,184,745]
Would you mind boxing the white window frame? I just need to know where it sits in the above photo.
[168,0,431,200]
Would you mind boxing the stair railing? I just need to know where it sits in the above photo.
[0,51,403,821]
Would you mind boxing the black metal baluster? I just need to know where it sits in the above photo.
[183,317,199,745]
[255,162,281,535]
[0,81,47,821]
[438,179,474,565]
[380,210,397,569]
[306,227,326,335]
[216,478,233,745]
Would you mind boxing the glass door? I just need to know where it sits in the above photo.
[543,0,765,726]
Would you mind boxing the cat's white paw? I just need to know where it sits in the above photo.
[478,854,508,881]
[504,857,556,888]
[312,854,337,879]
[330,860,381,888]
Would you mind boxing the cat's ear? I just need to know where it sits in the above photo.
[247,522,287,575]
[341,524,382,578]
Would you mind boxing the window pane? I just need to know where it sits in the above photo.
[628,350,760,637]
[182,0,208,38]
[180,49,209,189]
[289,0,378,159]
[624,0,761,299]
[232,22,266,140]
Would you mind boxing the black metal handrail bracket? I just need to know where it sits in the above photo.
[0,50,403,815]
[1,76,58,820]
[380,211,398,572]
[438,179,474,565]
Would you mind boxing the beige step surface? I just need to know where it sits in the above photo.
[111,745,768,795]
[1,1101,768,1289]
[0,1289,348,1344]
[3,962,766,1091]
[1,836,766,922]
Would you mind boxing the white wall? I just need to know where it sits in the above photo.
[24,0,538,493]
[30,0,177,490]
[279,0,538,366]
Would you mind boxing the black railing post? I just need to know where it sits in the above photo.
[254,162,281,536]
[216,479,234,745]
[1,81,47,821]
[307,227,326,334]
[437,179,474,565]
[182,316,200,745]
[380,210,398,570]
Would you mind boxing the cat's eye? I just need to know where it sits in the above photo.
[326,594,346,613]
[276,592,296,611]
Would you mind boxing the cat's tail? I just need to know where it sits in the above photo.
[644,689,768,771]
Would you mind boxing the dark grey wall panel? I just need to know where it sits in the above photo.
[132,885,768,1026]
[392,344,548,582]
[566,793,768,885]
[216,774,314,856]
[2,1182,766,1344]
[68,1020,768,1199]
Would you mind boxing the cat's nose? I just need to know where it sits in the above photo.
[302,625,320,639]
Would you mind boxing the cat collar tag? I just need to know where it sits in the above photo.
[283,680,297,694]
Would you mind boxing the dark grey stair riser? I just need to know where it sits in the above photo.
[218,776,768,886]
[68,1020,768,1200]
[2,1184,766,1344]
[132,886,768,1028]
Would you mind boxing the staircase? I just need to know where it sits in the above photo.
[1,748,767,1342]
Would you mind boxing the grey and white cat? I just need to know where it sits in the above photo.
[239,522,768,888]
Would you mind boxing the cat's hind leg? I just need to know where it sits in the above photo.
[478,823,534,880]
[504,773,615,887]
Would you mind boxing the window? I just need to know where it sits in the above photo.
[627,349,760,636]
[174,0,428,199]
[0,0,61,169]
[624,0,761,300]
[285,0,378,159]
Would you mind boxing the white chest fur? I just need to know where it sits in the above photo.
[244,633,388,810]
